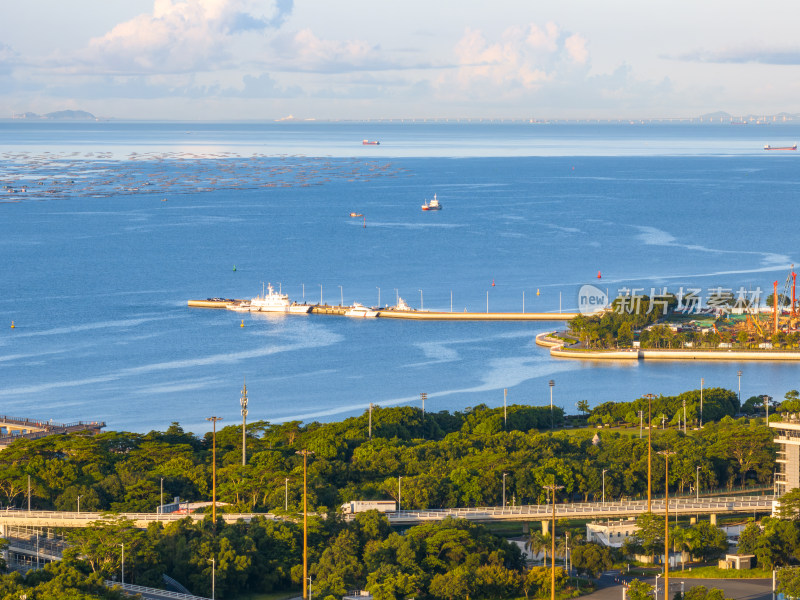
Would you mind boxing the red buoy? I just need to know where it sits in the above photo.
[597,271,602,279]
[492,279,495,287]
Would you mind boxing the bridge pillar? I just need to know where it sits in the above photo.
[710,514,717,525]
[522,522,529,534]
[541,520,549,535]
[689,517,696,525]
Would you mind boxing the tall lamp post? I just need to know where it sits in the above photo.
[296,450,315,600]
[77,495,81,513]
[696,466,701,501]
[700,378,704,427]
[211,557,216,600]
[543,481,564,600]
[206,416,223,528]
[737,370,743,406]
[502,472,507,507]
[240,378,248,466]
[285,477,289,511]
[549,380,555,429]
[643,393,656,512]
[398,476,402,511]
[660,449,676,600]
[121,543,125,586]
[602,469,608,504]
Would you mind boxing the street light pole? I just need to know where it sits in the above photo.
[296,449,314,600]
[602,469,607,504]
[549,380,555,429]
[77,495,81,513]
[696,466,701,501]
[502,472,507,507]
[160,477,164,518]
[211,557,216,600]
[121,543,125,586]
[398,476,402,511]
[737,370,743,406]
[206,416,223,529]
[368,403,373,439]
[285,477,289,511]
[700,378,704,427]
[240,378,248,466]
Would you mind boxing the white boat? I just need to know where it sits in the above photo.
[248,283,311,314]
[227,301,252,312]
[344,303,378,318]
[390,297,415,311]
[422,193,442,211]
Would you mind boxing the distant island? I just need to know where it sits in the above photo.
[11,110,98,121]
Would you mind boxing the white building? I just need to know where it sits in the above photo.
[586,519,639,548]
[769,415,800,495]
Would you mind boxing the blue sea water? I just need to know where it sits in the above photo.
[1,121,799,433]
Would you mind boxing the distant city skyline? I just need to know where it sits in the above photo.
[3,0,800,121]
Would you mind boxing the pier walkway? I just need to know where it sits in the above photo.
[188,299,578,321]
[0,416,105,450]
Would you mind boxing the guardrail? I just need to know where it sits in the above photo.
[104,580,211,600]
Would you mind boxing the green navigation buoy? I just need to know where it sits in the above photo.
[233,265,237,272]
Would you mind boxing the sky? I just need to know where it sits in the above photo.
[2,0,800,121]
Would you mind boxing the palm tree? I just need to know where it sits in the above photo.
[526,530,549,566]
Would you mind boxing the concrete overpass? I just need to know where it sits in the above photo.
[0,495,773,530]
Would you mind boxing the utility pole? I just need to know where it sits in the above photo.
[420,392,427,416]
[543,480,564,600]
[296,450,314,600]
[206,416,223,529]
[643,394,656,512]
[549,380,555,429]
[504,388,508,430]
[368,403,373,438]
[240,378,248,466]
[660,449,676,600]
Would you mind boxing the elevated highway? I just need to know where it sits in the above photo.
[385,495,774,526]
[0,495,773,529]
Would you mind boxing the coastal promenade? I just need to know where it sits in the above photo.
[536,332,800,361]
[0,495,772,530]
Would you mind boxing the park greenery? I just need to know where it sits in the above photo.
[567,295,800,350]
[0,388,787,599]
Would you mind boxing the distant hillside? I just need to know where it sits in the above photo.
[12,110,97,121]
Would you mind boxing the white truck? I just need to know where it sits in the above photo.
[341,500,397,514]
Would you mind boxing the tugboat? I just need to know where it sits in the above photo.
[362,140,380,145]
[421,193,442,211]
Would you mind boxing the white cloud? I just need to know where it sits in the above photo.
[450,22,590,93]
[80,0,293,74]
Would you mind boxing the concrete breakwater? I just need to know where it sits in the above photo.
[187,300,578,321]
[537,332,800,362]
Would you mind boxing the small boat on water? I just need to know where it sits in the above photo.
[349,212,363,217]
[344,302,378,318]
[362,140,380,145]
[422,193,442,211]
[764,144,797,150]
